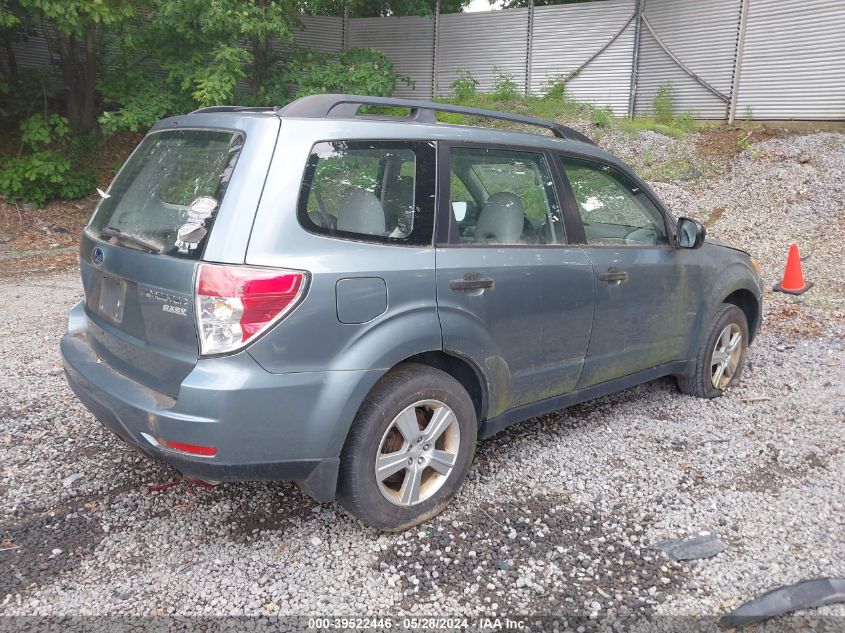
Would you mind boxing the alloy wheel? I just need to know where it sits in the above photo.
[711,323,742,390]
[374,400,461,507]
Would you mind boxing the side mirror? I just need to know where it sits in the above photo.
[677,217,706,249]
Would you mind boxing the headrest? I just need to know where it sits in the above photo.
[474,191,525,243]
[337,188,386,236]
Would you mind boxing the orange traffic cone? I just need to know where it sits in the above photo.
[773,243,813,295]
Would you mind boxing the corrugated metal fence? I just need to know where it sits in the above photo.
[347,16,434,98]
[530,0,635,116]
[634,0,742,120]
[435,9,530,95]
[295,15,345,52]
[6,2,845,120]
[732,0,845,119]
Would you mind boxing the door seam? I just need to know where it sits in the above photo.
[573,246,597,390]
[434,246,444,351]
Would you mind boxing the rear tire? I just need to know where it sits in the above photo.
[337,363,477,531]
[678,303,749,399]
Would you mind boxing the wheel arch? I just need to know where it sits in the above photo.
[683,268,761,371]
[401,350,488,424]
[341,349,489,457]
[722,287,761,343]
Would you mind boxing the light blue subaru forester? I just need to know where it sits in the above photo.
[62,94,761,530]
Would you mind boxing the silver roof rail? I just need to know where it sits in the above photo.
[190,106,277,114]
[276,94,595,145]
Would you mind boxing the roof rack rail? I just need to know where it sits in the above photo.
[276,94,595,145]
[190,105,277,114]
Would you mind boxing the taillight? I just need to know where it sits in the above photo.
[195,263,307,356]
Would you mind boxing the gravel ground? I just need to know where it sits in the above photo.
[1,130,844,628]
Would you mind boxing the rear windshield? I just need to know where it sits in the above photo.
[89,129,244,258]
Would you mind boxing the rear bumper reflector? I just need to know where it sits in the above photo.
[141,432,218,457]
[160,439,217,457]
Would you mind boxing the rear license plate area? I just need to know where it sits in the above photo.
[97,275,127,323]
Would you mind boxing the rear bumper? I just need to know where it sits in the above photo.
[60,302,382,501]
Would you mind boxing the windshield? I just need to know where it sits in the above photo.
[89,129,244,258]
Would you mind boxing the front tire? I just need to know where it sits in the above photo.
[337,363,477,531]
[678,303,749,399]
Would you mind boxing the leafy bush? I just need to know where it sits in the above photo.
[591,106,614,129]
[491,67,519,101]
[0,114,97,206]
[98,87,183,134]
[0,72,64,127]
[19,114,69,146]
[675,111,696,132]
[541,74,567,101]
[284,48,412,99]
[653,82,674,125]
[450,70,479,102]
[100,45,411,134]
[97,45,196,134]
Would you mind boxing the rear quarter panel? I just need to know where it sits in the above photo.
[243,119,441,375]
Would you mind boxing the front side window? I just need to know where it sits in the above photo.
[560,157,668,246]
[298,140,436,246]
[89,129,244,258]
[449,147,563,245]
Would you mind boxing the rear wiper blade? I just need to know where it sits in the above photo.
[101,226,162,254]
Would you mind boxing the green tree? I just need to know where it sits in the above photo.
[283,47,410,97]
[99,0,302,132]
[17,0,133,131]
[1,0,23,83]
[302,0,467,17]
[150,0,301,105]
[496,0,594,8]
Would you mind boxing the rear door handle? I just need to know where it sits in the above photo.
[598,269,629,284]
[450,277,494,291]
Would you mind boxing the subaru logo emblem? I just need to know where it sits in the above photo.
[92,247,104,265]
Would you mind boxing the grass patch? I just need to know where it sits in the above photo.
[430,72,697,141]
[365,73,699,143]
[653,123,686,140]
[617,112,696,139]
[637,156,702,183]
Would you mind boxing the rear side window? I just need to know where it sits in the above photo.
[449,147,563,245]
[89,129,244,258]
[298,140,436,246]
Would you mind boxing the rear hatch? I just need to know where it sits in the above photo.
[81,125,256,397]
